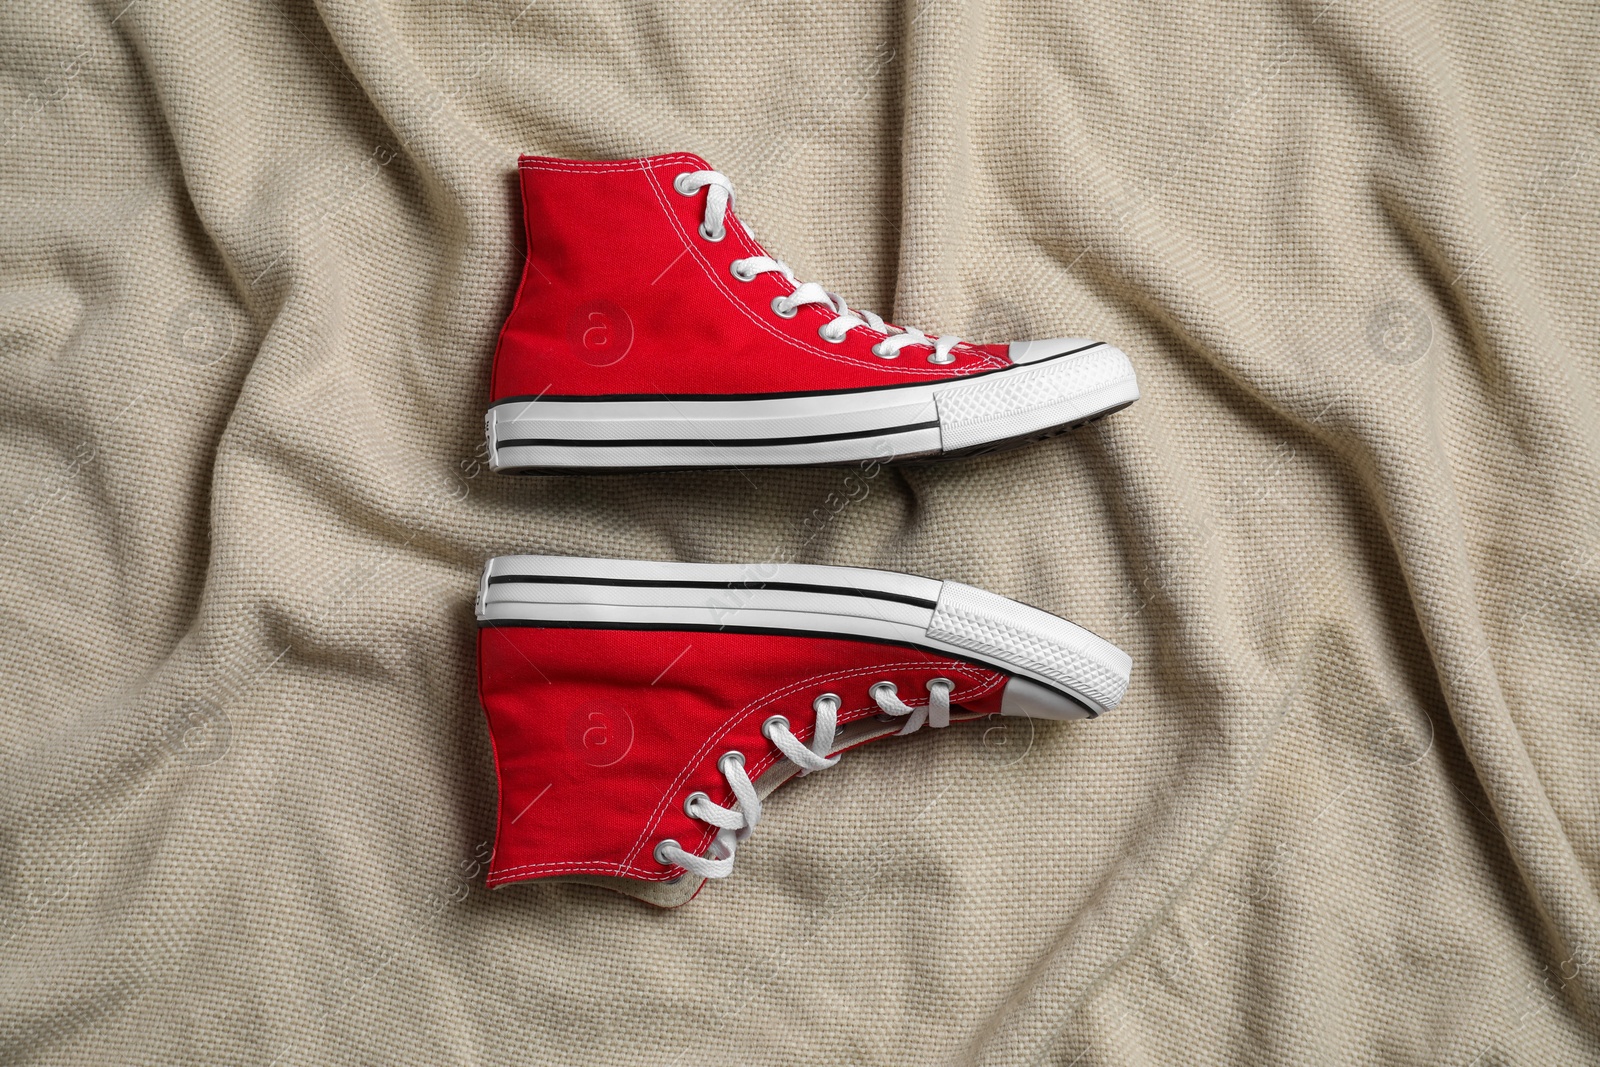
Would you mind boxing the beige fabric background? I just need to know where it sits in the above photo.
[2,0,1597,1062]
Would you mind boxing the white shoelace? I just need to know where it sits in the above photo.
[655,678,953,879]
[672,170,962,364]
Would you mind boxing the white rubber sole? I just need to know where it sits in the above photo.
[486,342,1137,473]
[477,555,1132,717]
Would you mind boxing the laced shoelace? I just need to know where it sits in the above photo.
[672,170,963,364]
[655,678,953,879]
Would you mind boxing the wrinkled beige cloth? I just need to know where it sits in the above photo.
[2,0,1597,1063]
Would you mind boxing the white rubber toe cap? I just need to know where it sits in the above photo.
[1008,337,1102,364]
[1000,675,1095,720]
[934,343,1139,454]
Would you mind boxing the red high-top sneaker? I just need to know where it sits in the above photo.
[486,153,1140,473]
[476,555,1132,905]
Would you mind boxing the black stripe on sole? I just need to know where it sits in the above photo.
[486,574,937,609]
[495,403,1127,475]
[498,420,938,450]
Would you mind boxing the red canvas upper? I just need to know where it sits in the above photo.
[477,625,1007,888]
[490,152,1012,400]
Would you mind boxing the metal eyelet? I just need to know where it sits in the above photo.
[672,173,697,196]
[871,343,899,359]
[928,677,953,693]
[870,681,899,719]
[730,260,757,282]
[927,348,957,365]
[818,325,848,344]
[813,692,841,714]
[761,715,789,740]
[698,222,726,242]
[654,839,680,865]
[771,297,797,319]
[718,750,746,774]
[683,791,709,818]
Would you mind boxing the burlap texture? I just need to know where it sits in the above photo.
[2,1,1597,1062]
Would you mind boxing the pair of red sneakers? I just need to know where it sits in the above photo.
[477,153,1138,905]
